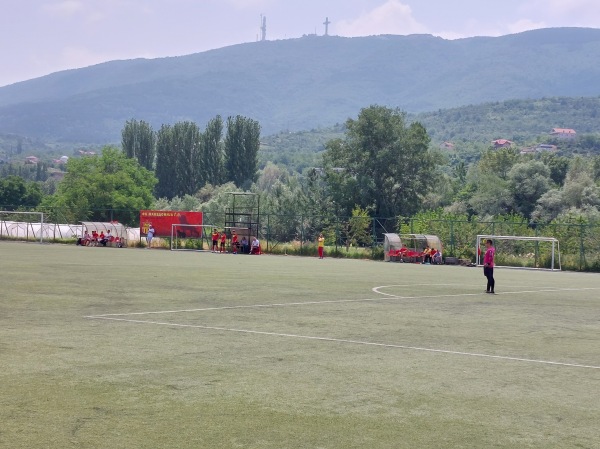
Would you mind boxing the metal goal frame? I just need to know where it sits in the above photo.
[170,224,215,251]
[0,211,45,243]
[476,234,561,271]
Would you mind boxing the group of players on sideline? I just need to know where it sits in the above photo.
[210,229,260,255]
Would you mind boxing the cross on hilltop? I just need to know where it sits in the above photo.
[323,17,331,36]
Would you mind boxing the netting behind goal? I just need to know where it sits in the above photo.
[171,224,215,251]
[476,235,561,271]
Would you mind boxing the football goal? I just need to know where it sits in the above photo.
[170,224,215,251]
[476,235,561,271]
[0,211,45,243]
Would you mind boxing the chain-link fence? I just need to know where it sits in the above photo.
[2,206,599,271]
[397,216,600,271]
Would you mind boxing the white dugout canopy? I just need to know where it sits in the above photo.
[80,221,128,241]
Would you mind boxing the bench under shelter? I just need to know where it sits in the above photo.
[80,221,128,247]
[384,233,443,262]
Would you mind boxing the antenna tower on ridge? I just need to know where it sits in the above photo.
[260,15,267,41]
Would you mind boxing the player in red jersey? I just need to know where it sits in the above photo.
[220,231,227,253]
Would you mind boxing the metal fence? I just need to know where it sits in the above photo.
[396,217,600,272]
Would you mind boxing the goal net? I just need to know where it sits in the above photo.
[171,224,215,251]
[476,235,561,271]
[0,211,45,243]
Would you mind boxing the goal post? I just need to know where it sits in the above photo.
[476,235,561,271]
[0,211,45,243]
[171,224,215,251]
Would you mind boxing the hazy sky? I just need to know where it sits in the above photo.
[2,0,600,87]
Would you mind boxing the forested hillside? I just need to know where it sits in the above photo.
[258,96,600,171]
[417,96,600,144]
[1,28,600,142]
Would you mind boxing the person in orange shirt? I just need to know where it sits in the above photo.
[220,231,227,253]
[211,229,219,252]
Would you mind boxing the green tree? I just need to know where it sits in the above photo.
[345,206,372,249]
[172,121,203,197]
[0,176,43,209]
[466,165,513,217]
[478,147,519,180]
[224,116,261,188]
[592,156,600,182]
[508,161,551,217]
[533,158,600,222]
[202,115,224,185]
[43,147,156,224]
[121,119,156,170]
[155,124,175,199]
[35,162,48,182]
[322,105,435,217]
[540,153,569,186]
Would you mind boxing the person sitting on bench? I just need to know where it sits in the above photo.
[241,237,249,254]
[100,230,111,246]
[77,231,92,246]
[250,237,260,254]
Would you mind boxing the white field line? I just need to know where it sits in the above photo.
[85,286,600,318]
[86,316,600,370]
[372,285,600,298]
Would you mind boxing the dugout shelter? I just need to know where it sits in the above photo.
[80,221,128,247]
[384,233,442,262]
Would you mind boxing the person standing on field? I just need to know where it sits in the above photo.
[211,229,219,252]
[231,231,238,254]
[317,233,325,259]
[483,239,496,294]
[146,224,155,249]
[220,231,227,253]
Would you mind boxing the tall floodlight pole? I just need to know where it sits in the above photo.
[323,17,331,36]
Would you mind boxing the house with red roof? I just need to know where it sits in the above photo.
[550,128,576,139]
[492,139,513,148]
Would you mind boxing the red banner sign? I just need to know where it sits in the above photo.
[140,210,203,238]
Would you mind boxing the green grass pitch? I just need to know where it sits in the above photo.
[1,242,599,449]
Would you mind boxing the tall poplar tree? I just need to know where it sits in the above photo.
[202,115,224,185]
[224,116,261,188]
[121,119,156,170]
[172,121,202,197]
[155,124,175,199]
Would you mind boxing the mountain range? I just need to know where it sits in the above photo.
[1,27,600,143]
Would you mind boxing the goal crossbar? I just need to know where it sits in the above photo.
[476,234,561,271]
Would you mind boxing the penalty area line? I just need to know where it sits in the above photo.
[85,316,600,370]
